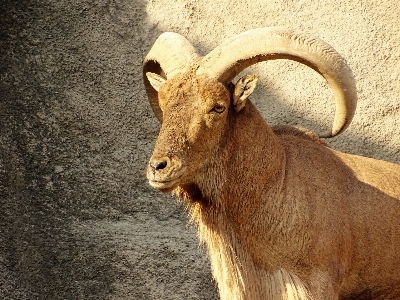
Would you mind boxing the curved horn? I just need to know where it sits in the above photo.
[143,32,200,122]
[197,27,357,138]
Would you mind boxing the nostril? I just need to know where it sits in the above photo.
[155,160,167,170]
[150,160,168,173]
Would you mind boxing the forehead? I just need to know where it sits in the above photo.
[158,73,230,107]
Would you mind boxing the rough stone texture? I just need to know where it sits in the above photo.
[0,0,399,299]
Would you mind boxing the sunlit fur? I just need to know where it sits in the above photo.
[148,69,400,300]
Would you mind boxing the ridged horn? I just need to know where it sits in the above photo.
[143,32,200,122]
[197,27,357,138]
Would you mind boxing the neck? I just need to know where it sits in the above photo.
[175,102,299,298]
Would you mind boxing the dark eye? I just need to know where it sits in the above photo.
[211,104,226,114]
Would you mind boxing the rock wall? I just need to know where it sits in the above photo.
[1,0,399,299]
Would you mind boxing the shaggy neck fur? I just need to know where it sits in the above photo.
[175,101,313,300]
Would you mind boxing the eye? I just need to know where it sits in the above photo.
[210,104,226,114]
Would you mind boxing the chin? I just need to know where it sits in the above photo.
[159,186,177,193]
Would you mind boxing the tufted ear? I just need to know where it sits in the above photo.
[146,72,167,92]
[233,75,259,112]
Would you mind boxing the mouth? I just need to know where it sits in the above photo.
[148,176,182,191]
[147,160,187,192]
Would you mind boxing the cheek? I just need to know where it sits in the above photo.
[187,116,225,154]
[204,114,216,129]
[187,118,206,145]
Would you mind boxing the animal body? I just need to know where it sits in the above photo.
[143,27,400,299]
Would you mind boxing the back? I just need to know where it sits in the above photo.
[335,151,400,298]
[276,126,400,298]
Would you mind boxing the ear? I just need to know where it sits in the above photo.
[146,72,167,92]
[233,74,259,112]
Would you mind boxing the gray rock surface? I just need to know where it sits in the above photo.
[1,0,399,299]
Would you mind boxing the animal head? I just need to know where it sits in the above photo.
[143,27,357,192]
[145,69,259,192]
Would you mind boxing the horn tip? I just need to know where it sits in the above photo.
[319,129,336,139]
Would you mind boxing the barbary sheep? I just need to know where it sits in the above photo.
[143,27,400,299]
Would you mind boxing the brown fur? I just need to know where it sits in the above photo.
[147,69,400,300]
